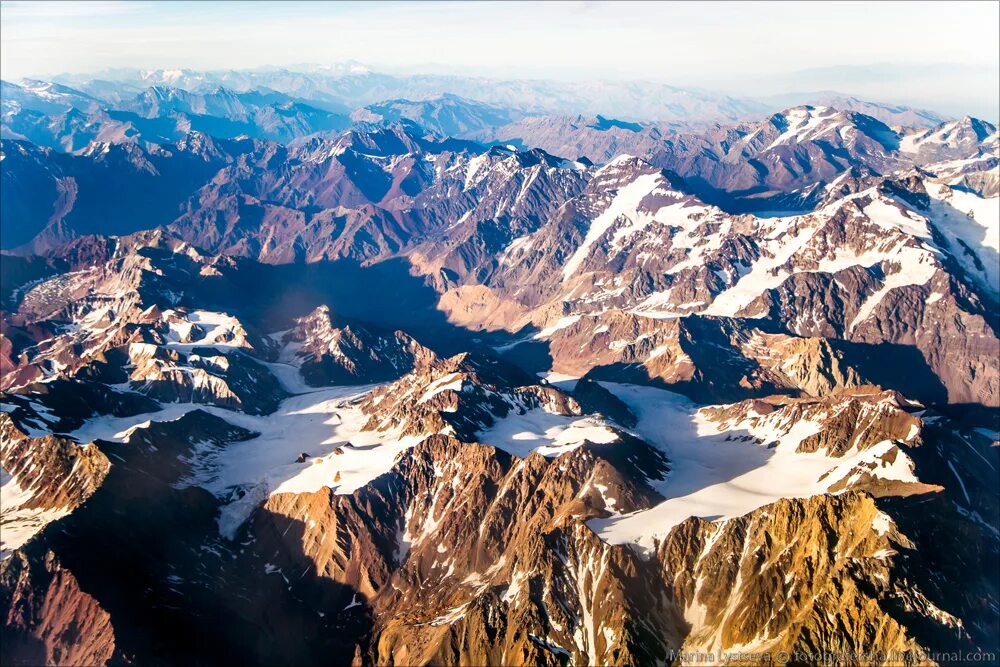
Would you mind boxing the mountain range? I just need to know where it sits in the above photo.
[1,66,998,666]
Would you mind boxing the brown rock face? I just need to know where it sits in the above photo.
[359,352,579,439]
[699,388,923,456]
[312,437,976,665]
[0,414,111,513]
[253,486,399,603]
[738,331,865,397]
[658,493,930,659]
[280,305,436,386]
[530,311,871,403]
[359,435,671,666]
[0,549,116,667]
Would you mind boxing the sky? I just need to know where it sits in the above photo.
[2,0,998,117]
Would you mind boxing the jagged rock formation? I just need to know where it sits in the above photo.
[699,388,923,456]
[660,493,932,658]
[359,352,579,440]
[1,549,116,666]
[1,414,111,557]
[571,377,638,428]
[278,305,435,386]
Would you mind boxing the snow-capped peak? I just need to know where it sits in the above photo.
[765,105,846,149]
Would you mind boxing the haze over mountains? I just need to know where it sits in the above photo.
[10,63,967,123]
[1,63,998,666]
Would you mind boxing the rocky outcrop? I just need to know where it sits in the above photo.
[738,332,865,397]
[359,352,579,439]
[0,378,159,433]
[571,377,637,428]
[524,312,869,403]
[659,493,936,659]
[1,414,110,514]
[361,434,671,665]
[126,347,287,415]
[1,413,112,557]
[279,305,436,386]
[699,388,923,456]
[0,549,116,666]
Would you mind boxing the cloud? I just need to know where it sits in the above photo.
[0,0,152,19]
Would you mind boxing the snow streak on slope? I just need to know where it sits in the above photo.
[765,106,842,150]
[848,245,937,331]
[701,213,816,317]
[924,182,1000,299]
[700,188,943,319]
[1,465,69,558]
[562,170,664,280]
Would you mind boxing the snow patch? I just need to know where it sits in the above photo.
[478,410,617,458]
[587,384,923,552]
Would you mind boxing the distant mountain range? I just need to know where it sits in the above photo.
[3,79,994,252]
[25,64,961,124]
